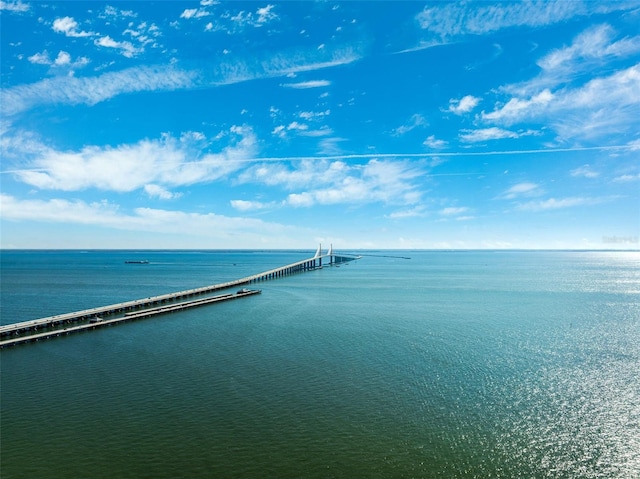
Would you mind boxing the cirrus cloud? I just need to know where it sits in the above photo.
[2,65,199,117]
[459,127,539,143]
[281,80,331,89]
[570,165,599,178]
[415,1,636,40]
[497,182,543,200]
[440,206,469,216]
[4,42,363,119]
[516,196,614,211]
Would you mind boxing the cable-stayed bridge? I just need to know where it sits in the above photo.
[0,246,360,348]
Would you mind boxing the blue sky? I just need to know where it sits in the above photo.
[1,0,639,250]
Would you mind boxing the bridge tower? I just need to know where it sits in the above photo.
[314,243,322,268]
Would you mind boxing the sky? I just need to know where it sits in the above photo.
[1,0,639,250]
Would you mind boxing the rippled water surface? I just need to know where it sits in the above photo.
[1,250,639,478]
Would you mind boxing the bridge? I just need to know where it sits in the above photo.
[0,245,360,348]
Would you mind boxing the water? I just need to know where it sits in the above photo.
[1,250,639,478]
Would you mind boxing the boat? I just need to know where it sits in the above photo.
[124,260,149,264]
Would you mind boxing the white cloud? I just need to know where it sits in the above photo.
[317,137,346,156]
[286,192,314,207]
[287,121,308,131]
[299,110,330,120]
[6,44,360,118]
[181,8,210,19]
[54,51,71,66]
[490,65,640,123]
[570,165,599,178]
[425,17,640,146]
[415,1,635,40]
[2,65,198,117]
[392,114,427,136]
[231,4,278,28]
[613,173,640,182]
[101,5,137,19]
[426,157,447,168]
[243,45,365,81]
[554,63,640,107]
[280,159,424,208]
[0,194,298,244]
[482,89,554,124]
[180,131,207,143]
[516,196,612,211]
[504,24,640,99]
[52,16,94,38]
[272,125,286,138]
[210,44,362,85]
[423,135,448,149]
[8,127,257,192]
[95,36,142,58]
[122,22,162,49]
[440,207,469,215]
[28,51,50,65]
[230,199,274,211]
[540,24,640,70]
[0,194,123,225]
[272,121,329,139]
[627,139,640,151]
[144,184,182,200]
[387,205,428,219]
[300,127,333,137]
[199,3,277,33]
[237,158,425,209]
[483,48,640,141]
[0,0,30,13]
[448,95,480,114]
[498,182,542,200]
[552,65,640,141]
[239,159,348,189]
[460,127,526,142]
[27,50,90,70]
[281,80,331,89]
[256,5,277,24]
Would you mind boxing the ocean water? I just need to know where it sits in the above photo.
[1,250,638,479]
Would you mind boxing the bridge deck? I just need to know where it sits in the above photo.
[0,252,359,347]
[0,290,261,348]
